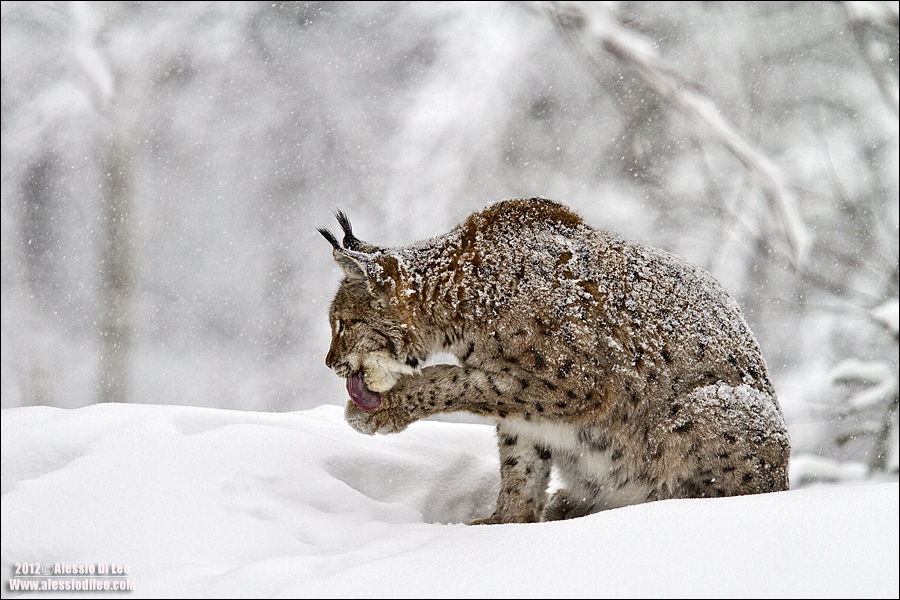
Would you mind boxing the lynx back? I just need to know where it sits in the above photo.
[319,198,790,524]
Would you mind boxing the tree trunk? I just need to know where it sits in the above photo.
[97,132,134,404]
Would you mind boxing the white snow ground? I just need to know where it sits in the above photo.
[1,403,897,598]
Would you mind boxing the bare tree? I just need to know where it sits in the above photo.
[97,128,135,404]
[534,0,811,268]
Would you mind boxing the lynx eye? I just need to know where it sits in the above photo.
[335,319,345,335]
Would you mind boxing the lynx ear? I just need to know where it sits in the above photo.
[332,248,368,282]
[318,227,341,250]
[332,248,400,302]
[335,211,380,253]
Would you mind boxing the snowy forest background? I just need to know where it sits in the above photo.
[2,1,898,483]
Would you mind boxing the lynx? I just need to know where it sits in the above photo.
[319,198,790,524]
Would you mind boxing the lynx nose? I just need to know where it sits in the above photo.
[325,348,335,369]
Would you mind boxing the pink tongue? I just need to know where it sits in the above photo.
[347,375,381,411]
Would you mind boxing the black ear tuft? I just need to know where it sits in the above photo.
[336,210,353,236]
[335,210,365,251]
[318,227,341,250]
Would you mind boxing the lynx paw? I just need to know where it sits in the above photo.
[361,352,417,393]
[467,507,540,525]
[344,399,413,435]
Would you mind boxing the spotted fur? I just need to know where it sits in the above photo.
[321,198,790,524]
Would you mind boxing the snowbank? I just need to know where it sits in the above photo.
[2,403,897,598]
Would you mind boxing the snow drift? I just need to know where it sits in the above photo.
[1,403,897,598]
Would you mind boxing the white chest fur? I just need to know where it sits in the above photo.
[503,417,653,511]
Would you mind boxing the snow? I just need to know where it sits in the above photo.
[2,403,897,598]
[546,1,812,267]
[829,358,898,410]
[871,299,899,336]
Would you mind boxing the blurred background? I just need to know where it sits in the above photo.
[2,1,897,484]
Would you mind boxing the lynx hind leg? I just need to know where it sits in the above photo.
[470,422,552,525]
[662,382,790,500]
[541,453,629,521]
[543,487,600,522]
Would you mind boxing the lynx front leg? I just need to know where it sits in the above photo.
[345,364,462,435]
[470,422,552,525]
[347,364,518,434]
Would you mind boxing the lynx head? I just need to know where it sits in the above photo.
[319,212,427,411]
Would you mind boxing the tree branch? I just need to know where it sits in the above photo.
[537,1,812,268]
